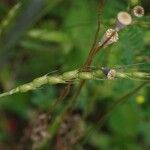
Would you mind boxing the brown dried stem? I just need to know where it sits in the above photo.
[48,0,106,116]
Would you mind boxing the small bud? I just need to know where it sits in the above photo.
[116,11,132,31]
[136,95,145,104]
[132,5,144,17]
[99,29,119,48]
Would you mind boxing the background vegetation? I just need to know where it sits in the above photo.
[0,0,149,149]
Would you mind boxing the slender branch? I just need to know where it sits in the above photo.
[51,0,106,117]
[69,31,117,110]
[69,0,106,108]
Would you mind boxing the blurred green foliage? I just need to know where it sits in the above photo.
[0,0,149,149]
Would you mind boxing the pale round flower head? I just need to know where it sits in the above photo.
[117,11,132,26]
[132,5,144,17]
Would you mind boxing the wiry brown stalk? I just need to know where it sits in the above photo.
[71,31,116,105]
[69,0,105,97]
[48,0,106,117]
[72,0,106,102]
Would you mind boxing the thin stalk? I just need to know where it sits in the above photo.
[51,0,106,118]
[66,0,107,110]
[68,31,117,112]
